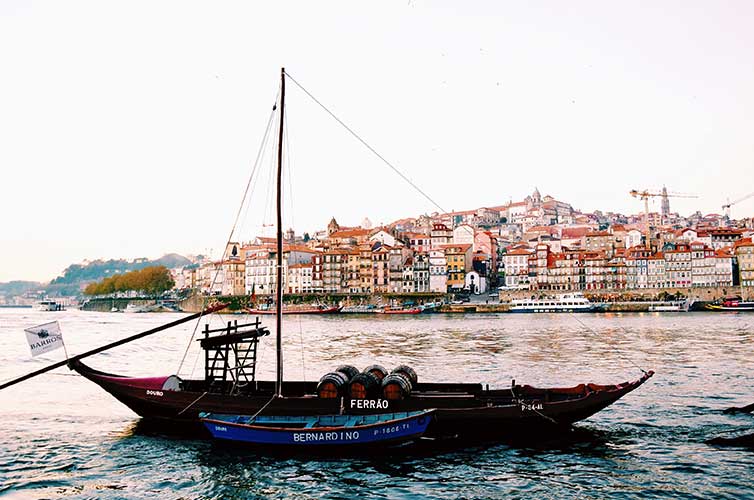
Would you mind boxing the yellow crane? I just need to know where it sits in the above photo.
[629,189,698,249]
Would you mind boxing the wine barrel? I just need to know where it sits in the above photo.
[382,372,412,400]
[391,365,418,386]
[348,372,380,399]
[317,371,349,398]
[362,364,389,381]
[335,364,360,381]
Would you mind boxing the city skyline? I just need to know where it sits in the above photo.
[2,184,749,284]
[2,2,754,282]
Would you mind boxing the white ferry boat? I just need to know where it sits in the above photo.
[648,300,691,312]
[509,293,596,313]
[36,299,65,312]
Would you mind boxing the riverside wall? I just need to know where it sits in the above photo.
[171,286,754,314]
[81,287,754,313]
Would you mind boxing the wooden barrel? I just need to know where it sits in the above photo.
[362,364,389,381]
[348,372,380,399]
[392,365,418,387]
[317,371,349,398]
[335,364,360,381]
[382,372,412,400]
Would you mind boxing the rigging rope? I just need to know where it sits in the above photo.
[176,94,279,375]
[284,71,451,217]
[569,312,649,376]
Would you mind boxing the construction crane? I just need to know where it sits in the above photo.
[722,191,754,218]
[630,189,698,249]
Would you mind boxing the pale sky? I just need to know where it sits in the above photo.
[2,1,753,282]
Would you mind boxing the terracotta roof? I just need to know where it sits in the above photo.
[330,228,371,239]
[561,227,592,239]
[289,263,313,269]
[505,248,532,256]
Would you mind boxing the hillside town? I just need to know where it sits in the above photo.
[171,188,754,298]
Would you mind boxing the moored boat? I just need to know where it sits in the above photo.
[705,296,754,311]
[246,304,341,315]
[36,299,65,312]
[509,293,596,313]
[200,410,434,447]
[381,307,422,314]
[648,300,691,312]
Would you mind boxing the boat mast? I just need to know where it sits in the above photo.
[275,67,285,397]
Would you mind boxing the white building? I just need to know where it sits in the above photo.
[503,248,532,288]
[287,264,314,294]
[428,249,448,292]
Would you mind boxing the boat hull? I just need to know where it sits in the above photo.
[247,306,342,315]
[508,307,596,313]
[70,360,654,440]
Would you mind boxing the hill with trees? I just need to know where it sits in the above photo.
[48,254,191,295]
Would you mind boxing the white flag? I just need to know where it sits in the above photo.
[24,321,64,357]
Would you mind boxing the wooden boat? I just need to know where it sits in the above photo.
[64,69,654,444]
[70,349,653,440]
[381,307,422,314]
[705,296,754,311]
[246,304,341,315]
[200,410,434,447]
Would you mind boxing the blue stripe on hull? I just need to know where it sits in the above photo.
[202,413,432,446]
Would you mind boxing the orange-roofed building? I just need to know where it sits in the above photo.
[442,244,472,290]
[734,238,754,287]
[714,248,734,287]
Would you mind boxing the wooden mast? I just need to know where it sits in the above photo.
[275,67,285,397]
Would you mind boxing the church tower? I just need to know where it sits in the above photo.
[327,217,340,236]
[661,186,670,218]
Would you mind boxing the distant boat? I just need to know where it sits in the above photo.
[36,299,65,312]
[706,296,754,311]
[340,304,379,314]
[509,293,596,313]
[648,300,691,312]
[200,410,435,448]
[246,304,341,315]
[381,306,422,315]
[124,303,152,313]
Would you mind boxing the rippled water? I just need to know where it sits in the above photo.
[0,309,752,499]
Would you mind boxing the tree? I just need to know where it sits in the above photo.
[83,266,174,296]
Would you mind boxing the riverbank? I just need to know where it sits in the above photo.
[79,286,754,314]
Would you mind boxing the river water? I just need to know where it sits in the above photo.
[0,309,752,499]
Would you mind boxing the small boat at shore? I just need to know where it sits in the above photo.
[36,299,65,312]
[705,296,754,311]
[381,307,422,314]
[509,293,597,313]
[340,305,380,314]
[200,410,434,448]
[246,304,341,315]
[648,300,691,312]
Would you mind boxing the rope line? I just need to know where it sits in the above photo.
[176,93,279,375]
[284,71,450,217]
[569,313,648,375]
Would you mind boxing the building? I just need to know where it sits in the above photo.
[503,248,532,289]
[443,244,472,290]
[428,249,448,293]
[735,239,754,287]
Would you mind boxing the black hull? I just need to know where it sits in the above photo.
[71,360,653,441]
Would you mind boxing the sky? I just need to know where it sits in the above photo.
[1,1,753,282]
